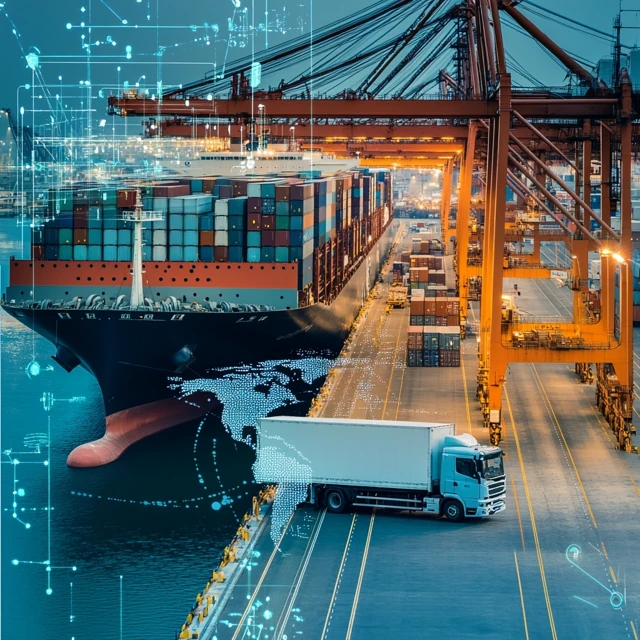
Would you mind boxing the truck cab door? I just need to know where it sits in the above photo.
[444,457,480,511]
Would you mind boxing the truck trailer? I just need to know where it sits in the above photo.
[254,417,506,522]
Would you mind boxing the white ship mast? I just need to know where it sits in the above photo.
[120,188,163,309]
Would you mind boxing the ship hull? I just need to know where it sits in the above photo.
[3,223,395,466]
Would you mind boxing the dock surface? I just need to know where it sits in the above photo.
[207,225,640,640]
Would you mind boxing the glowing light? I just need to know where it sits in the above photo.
[46,588,52,595]
[211,501,221,511]
[17,488,25,497]
[263,610,273,620]
[612,253,625,264]
[66,23,72,29]
[26,360,41,378]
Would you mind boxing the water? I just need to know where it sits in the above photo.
[0,219,258,639]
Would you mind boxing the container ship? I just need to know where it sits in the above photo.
[2,168,394,467]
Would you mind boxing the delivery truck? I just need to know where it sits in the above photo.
[254,417,506,522]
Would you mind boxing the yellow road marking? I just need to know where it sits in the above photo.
[381,304,405,420]
[609,566,617,585]
[514,550,530,640]
[600,542,609,560]
[532,365,598,529]
[505,387,558,640]
[631,620,639,640]
[511,475,526,553]
[320,514,357,640]
[232,511,296,640]
[630,475,640,499]
[345,511,376,640]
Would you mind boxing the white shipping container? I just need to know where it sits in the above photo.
[255,417,455,491]
[214,216,229,231]
[153,246,167,261]
[153,230,167,245]
[215,199,229,216]
[214,230,228,246]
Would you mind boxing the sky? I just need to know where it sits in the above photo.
[0,0,636,134]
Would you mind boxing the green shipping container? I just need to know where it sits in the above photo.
[275,216,290,230]
[275,247,289,262]
[59,229,73,245]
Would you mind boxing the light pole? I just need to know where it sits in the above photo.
[15,84,30,244]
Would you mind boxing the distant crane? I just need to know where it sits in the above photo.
[1,107,34,162]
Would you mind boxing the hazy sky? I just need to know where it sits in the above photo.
[0,0,635,129]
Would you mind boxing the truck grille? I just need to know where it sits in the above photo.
[487,476,506,498]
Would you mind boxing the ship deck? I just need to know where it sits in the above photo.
[199,224,640,640]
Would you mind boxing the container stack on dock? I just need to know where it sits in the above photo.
[406,326,461,368]
[408,254,446,292]
[32,169,392,299]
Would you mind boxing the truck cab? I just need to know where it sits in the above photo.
[439,434,506,520]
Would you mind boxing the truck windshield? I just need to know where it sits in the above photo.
[482,453,504,479]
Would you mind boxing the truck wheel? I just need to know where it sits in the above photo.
[442,500,464,522]
[325,489,347,514]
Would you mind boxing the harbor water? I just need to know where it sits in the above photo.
[0,218,258,639]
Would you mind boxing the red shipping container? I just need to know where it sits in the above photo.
[153,184,190,198]
[214,246,228,262]
[247,213,262,230]
[33,245,44,260]
[199,230,214,246]
[232,180,249,197]
[73,229,88,245]
[202,178,216,194]
[290,184,314,200]
[275,185,290,202]
[275,231,290,246]
[410,299,425,316]
[261,230,275,246]
[73,211,88,228]
[248,197,262,213]
[117,189,137,208]
[262,215,275,230]
[73,203,89,213]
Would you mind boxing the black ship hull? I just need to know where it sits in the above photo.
[3,224,396,466]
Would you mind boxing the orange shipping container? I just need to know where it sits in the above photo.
[410,299,425,316]
[199,230,214,246]
[425,300,436,315]
[73,229,88,245]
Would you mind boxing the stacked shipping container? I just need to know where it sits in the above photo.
[33,169,392,295]
[406,326,461,368]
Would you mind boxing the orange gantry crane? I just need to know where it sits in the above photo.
[107,0,638,451]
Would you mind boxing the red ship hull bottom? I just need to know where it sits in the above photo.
[67,396,209,467]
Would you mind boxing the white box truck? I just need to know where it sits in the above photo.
[255,417,506,522]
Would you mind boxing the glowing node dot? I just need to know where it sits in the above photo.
[25,523,31,529]
[43,461,49,466]
[263,610,273,620]
[73,566,77,571]
[12,560,18,565]
[17,488,25,497]
[12,513,17,518]
[66,23,72,29]
[46,588,52,595]
[211,501,221,511]
[46,566,51,572]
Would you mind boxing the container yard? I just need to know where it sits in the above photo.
[4,0,640,638]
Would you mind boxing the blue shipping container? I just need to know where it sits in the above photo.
[118,230,132,245]
[247,247,261,262]
[169,230,183,245]
[169,246,184,261]
[200,246,214,261]
[73,245,88,260]
[184,231,199,246]
[247,231,261,247]
[229,246,244,262]
[87,245,102,260]
[118,246,132,261]
[103,245,117,261]
[59,245,73,260]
